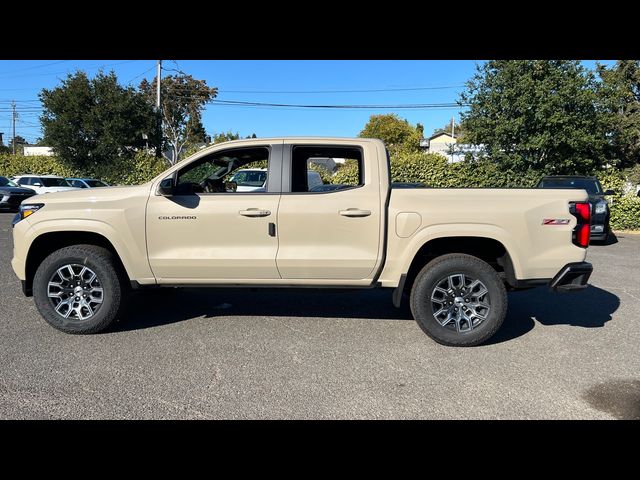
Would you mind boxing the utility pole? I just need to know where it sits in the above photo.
[156,60,162,109]
[155,60,162,158]
[450,116,455,163]
[12,101,17,155]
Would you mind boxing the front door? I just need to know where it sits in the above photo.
[146,144,282,282]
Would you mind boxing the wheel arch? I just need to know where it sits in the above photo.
[402,235,517,295]
[23,230,132,296]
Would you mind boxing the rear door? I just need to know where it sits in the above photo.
[276,142,383,280]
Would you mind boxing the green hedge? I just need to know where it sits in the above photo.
[2,150,639,230]
[0,152,167,186]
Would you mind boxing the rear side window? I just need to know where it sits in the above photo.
[18,177,33,186]
[291,146,363,193]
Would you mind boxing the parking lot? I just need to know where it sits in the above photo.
[0,212,638,419]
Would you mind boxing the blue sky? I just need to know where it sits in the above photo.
[0,60,615,144]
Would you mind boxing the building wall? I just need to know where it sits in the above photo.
[23,146,54,157]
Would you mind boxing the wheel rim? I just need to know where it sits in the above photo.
[47,264,104,320]
[430,273,490,333]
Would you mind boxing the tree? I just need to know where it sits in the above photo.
[459,60,608,174]
[140,74,217,165]
[40,71,158,169]
[9,135,27,154]
[597,60,640,168]
[212,131,241,144]
[358,114,422,154]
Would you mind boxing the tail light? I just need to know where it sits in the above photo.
[569,201,591,248]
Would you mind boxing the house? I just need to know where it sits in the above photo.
[425,131,457,155]
[23,146,54,157]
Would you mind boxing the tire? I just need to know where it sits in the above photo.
[409,253,508,347]
[33,244,127,334]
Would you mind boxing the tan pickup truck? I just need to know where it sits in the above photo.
[11,137,594,346]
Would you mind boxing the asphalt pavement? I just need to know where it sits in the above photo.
[0,212,638,419]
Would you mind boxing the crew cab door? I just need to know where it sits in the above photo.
[275,142,385,280]
[146,143,283,282]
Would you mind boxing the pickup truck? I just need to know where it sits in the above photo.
[11,137,593,346]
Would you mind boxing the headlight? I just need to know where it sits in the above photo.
[595,201,608,214]
[18,203,45,221]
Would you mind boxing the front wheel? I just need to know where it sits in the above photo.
[410,253,508,347]
[33,244,127,334]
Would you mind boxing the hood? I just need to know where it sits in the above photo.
[0,186,36,195]
[28,183,152,204]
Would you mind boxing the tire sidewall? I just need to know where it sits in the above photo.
[33,249,121,334]
[411,256,506,346]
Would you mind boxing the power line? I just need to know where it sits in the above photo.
[217,85,466,94]
[0,60,140,80]
[125,64,157,85]
[0,60,70,75]
[208,99,467,109]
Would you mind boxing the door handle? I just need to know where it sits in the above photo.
[239,208,271,218]
[339,208,372,217]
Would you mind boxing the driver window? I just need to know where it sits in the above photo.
[175,147,270,195]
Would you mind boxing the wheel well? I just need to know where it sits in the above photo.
[24,231,128,296]
[404,237,515,292]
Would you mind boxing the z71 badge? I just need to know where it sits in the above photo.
[542,219,570,225]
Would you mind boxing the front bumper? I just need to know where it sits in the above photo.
[549,262,593,292]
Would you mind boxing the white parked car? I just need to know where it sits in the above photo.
[10,175,78,195]
[229,168,323,192]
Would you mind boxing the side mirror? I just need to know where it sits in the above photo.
[158,177,174,196]
[603,189,615,196]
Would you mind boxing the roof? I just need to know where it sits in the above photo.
[428,131,457,141]
[541,175,598,180]
[12,174,66,178]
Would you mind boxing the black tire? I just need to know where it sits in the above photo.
[33,244,127,334]
[409,253,508,347]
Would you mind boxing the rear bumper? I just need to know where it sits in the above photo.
[549,262,593,292]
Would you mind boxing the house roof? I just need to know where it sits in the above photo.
[428,131,457,141]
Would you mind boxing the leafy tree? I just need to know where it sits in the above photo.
[40,71,158,169]
[459,60,608,174]
[359,114,422,154]
[140,74,217,164]
[8,135,27,154]
[212,131,241,144]
[597,60,640,168]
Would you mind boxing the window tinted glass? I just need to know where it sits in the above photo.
[86,180,108,187]
[291,146,363,193]
[41,178,72,187]
[0,176,18,187]
[176,147,270,194]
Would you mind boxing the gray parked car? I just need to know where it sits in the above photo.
[65,178,110,189]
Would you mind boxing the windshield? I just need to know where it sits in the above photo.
[538,178,601,195]
[85,180,108,187]
[41,177,72,187]
[230,170,267,187]
[0,176,18,187]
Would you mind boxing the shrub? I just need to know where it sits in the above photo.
[0,152,167,186]
[609,195,640,230]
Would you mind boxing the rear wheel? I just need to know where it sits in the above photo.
[410,253,507,347]
[33,245,127,334]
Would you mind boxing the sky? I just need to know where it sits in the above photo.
[0,60,616,145]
